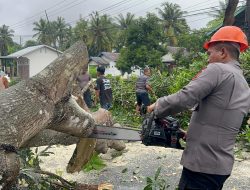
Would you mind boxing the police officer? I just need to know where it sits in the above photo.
[148,26,250,189]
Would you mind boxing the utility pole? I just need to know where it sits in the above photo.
[245,0,250,39]
[19,36,22,46]
[45,10,58,53]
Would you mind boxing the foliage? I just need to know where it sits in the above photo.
[109,75,137,110]
[33,18,53,46]
[88,12,116,56]
[24,40,39,48]
[111,106,143,127]
[238,125,250,151]
[109,52,207,128]
[114,12,135,51]
[177,29,209,53]
[167,53,207,94]
[240,50,250,83]
[157,2,189,46]
[82,152,106,172]
[116,13,165,73]
[149,69,169,98]
[18,146,73,189]
[9,77,20,86]
[33,17,73,51]
[73,18,89,44]
[206,18,223,29]
[107,75,143,127]
[143,167,169,190]
[53,17,72,50]
[89,65,97,78]
[0,24,14,59]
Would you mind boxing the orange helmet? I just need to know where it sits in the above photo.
[204,26,248,52]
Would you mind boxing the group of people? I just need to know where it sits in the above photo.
[78,65,153,112]
[78,26,250,189]
[77,66,113,110]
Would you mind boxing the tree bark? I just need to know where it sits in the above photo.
[0,41,126,188]
[66,108,113,173]
[0,41,95,189]
[223,0,239,26]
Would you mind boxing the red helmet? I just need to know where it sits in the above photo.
[204,26,248,52]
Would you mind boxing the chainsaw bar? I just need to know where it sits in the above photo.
[89,125,142,141]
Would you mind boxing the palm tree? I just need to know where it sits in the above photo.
[33,18,52,45]
[88,11,114,55]
[54,17,71,50]
[158,2,189,46]
[73,18,89,43]
[116,12,135,30]
[114,12,135,50]
[0,25,14,56]
[0,25,14,70]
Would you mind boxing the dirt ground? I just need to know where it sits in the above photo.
[40,142,250,190]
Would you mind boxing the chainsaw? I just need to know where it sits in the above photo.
[89,112,186,150]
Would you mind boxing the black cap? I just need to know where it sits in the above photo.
[97,66,105,74]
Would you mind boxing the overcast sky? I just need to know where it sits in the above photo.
[0,0,224,45]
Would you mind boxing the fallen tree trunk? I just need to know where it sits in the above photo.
[0,41,94,189]
[0,41,126,189]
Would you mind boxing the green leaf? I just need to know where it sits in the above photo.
[144,184,152,190]
[82,152,106,172]
[146,177,153,184]
[154,167,161,180]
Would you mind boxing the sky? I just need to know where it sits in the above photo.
[0,0,226,45]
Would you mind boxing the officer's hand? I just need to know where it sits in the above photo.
[179,129,187,141]
[147,103,155,113]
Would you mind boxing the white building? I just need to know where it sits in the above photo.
[89,52,121,76]
[88,52,141,77]
[0,45,62,79]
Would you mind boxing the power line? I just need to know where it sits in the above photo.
[10,0,245,38]
[107,0,149,16]
[67,0,137,25]
[9,0,71,27]
[10,0,88,30]
[183,0,215,11]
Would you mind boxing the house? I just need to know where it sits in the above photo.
[88,52,122,76]
[88,52,144,77]
[0,45,62,79]
[162,46,189,72]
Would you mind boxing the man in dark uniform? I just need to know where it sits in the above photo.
[148,26,250,189]
[95,66,113,110]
